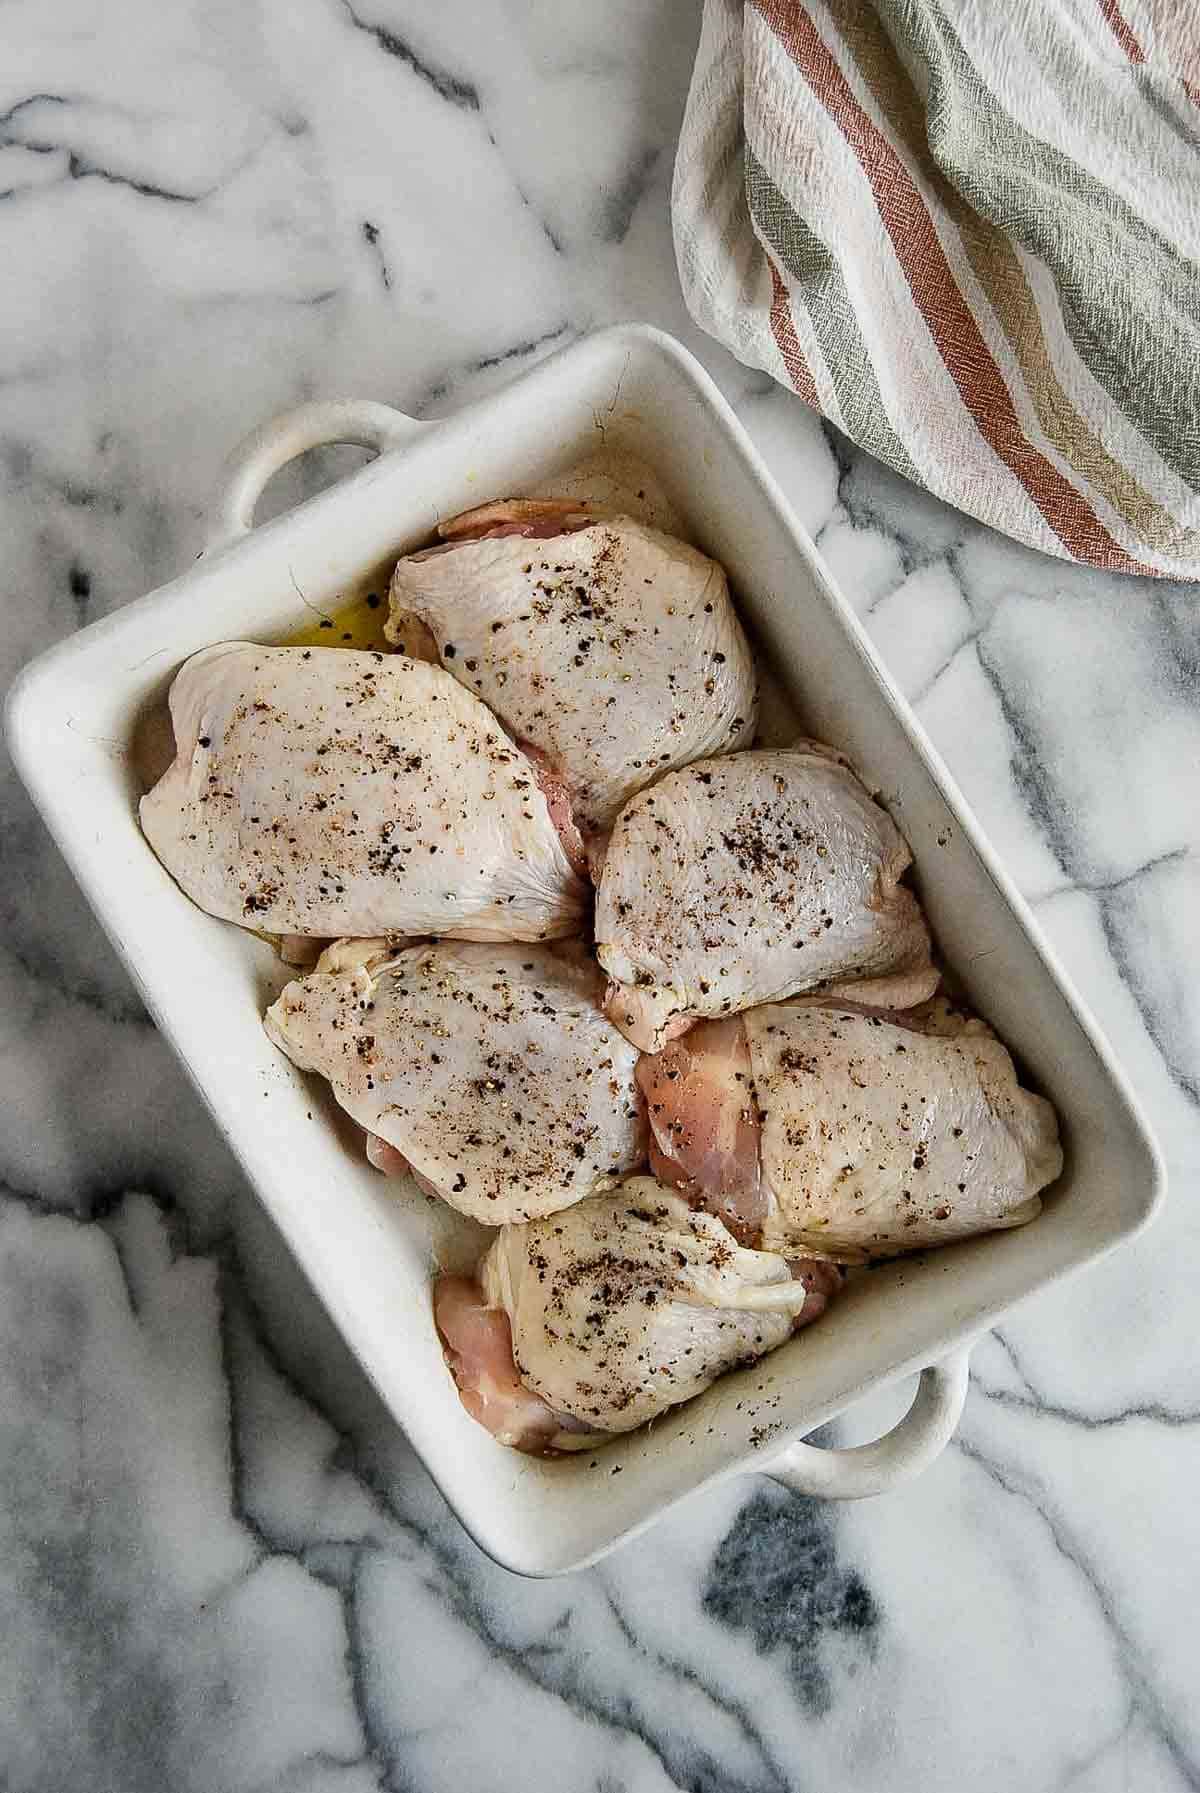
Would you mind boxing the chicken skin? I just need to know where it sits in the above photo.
[435,1179,841,1451]
[596,744,938,1051]
[140,643,586,941]
[264,939,646,1223]
[639,1001,1062,1260]
[387,502,757,837]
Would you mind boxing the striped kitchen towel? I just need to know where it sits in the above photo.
[672,0,1200,578]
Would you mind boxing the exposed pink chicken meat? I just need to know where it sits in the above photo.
[789,1258,844,1326]
[516,742,589,879]
[639,1016,766,1240]
[597,744,939,1052]
[387,502,757,837]
[638,1000,1061,1260]
[434,1276,599,1453]
[364,1133,410,1177]
[437,497,599,541]
[399,502,598,576]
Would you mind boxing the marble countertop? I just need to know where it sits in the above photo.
[2,4,1198,1788]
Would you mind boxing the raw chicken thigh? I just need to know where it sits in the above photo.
[435,1179,841,1450]
[387,501,758,837]
[265,939,646,1223]
[596,744,938,1051]
[639,1001,1062,1260]
[140,643,586,941]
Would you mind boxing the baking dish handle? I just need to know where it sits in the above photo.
[762,1347,970,1500]
[206,398,428,549]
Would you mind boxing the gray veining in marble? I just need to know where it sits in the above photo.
[2,3,1198,1788]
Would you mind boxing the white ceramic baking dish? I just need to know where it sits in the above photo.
[6,325,1163,1576]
